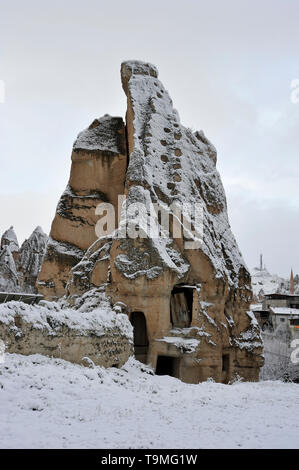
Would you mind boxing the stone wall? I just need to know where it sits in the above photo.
[0,294,133,368]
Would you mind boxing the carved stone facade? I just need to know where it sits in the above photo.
[38,61,264,383]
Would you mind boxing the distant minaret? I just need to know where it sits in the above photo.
[260,254,263,271]
[290,269,294,295]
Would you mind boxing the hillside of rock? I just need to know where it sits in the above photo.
[38,60,263,383]
[37,115,127,299]
[0,226,48,293]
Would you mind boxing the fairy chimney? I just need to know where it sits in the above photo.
[38,60,263,383]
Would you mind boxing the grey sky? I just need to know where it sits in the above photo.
[0,0,298,277]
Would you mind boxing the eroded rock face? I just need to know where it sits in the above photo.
[0,288,133,367]
[113,61,242,284]
[0,226,48,293]
[38,115,127,299]
[39,61,263,382]
[18,227,48,292]
[0,245,19,291]
[1,226,19,255]
[111,61,262,383]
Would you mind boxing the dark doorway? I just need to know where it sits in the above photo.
[221,353,230,384]
[156,355,179,377]
[222,354,230,372]
[170,285,193,328]
[130,312,149,364]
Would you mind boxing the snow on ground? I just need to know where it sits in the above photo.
[0,354,298,449]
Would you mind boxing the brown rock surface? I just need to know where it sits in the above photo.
[0,226,48,293]
[38,115,127,299]
[38,61,263,382]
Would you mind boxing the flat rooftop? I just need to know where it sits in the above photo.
[0,292,43,305]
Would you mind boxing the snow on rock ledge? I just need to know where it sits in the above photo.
[117,59,246,285]
[38,114,127,300]
[0,288,133,368]
[36,60,262,383]
[0,226,48,293]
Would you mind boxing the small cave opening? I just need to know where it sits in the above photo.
[221,353,231,384]
[170,285,194,328]
[222,354,230,372]
[156,355,179,377]
[130,311,149,364]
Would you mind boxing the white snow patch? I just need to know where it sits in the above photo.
[156,336,200,353]
[0,353,298,449]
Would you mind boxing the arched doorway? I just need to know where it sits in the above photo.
[156,355,180,378]
[130,312,149,364]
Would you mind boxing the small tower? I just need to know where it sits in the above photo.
[260,254,263,271]
[290,269,294,295]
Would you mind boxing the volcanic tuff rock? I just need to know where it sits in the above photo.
[0,287,133,368]
[0,245,19,291]
[1,226,19,255]
[37,115,127,299]
[0,226,48,293]
[38,60,263,383]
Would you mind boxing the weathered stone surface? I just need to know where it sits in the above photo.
[18,226,48,292]
[38,60,263,382]
[38,238,85,299]
[38,115,127,299]
[0,226,48,293]
[0,245,19,291]
[1,320,131,368]
[0,289,133,367]
[1,226,19,255]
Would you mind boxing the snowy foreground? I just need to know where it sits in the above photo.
[0,354,298,449]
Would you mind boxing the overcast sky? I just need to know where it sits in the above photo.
[0,0,298,277]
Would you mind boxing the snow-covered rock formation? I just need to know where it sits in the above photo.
[18,227,49,292]
[0,244,19,291]
[0,287,133,368]
[37,60,263,383]
[38,116,127,298]
[1,226,19,254]
[0,226,48,293]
